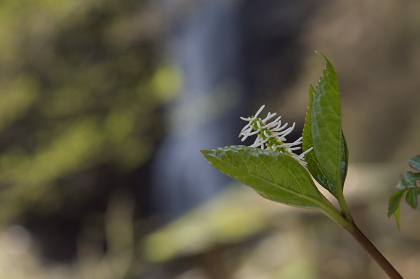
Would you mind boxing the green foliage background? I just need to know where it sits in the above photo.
[0,0,161,223]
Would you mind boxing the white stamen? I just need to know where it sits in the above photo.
[254,105,265,118]
[239,105,313,166]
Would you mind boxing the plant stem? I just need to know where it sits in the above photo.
[337,191,353,222]
[324,205,403,278]
[344,222,403,279]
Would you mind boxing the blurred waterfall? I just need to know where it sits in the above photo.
[152,0,247,221]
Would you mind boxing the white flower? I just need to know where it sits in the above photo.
[239,105,313,166]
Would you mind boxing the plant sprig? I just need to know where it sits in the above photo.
[201,52,403,279]
[388,155,420,229]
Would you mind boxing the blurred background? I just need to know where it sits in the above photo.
[0,0,419,278]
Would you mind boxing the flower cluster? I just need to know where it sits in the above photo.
[239,105,312,166]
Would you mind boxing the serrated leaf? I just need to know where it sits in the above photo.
[409,155,420,171]
[405,188,418,209]
[396,181,406,190]
[303,85,334,192]
[394,206,401,231]
[201,145,332,211]
[388,190,405,217]
[402,171,420,188]
[303,52,346,197]
[303,85,331,187]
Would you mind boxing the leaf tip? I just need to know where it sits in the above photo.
[315,51,334,68]
[200,149,213,160]
[387,203,401,231]
[395,206,401,231]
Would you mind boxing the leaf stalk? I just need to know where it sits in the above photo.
[337,192,353,222]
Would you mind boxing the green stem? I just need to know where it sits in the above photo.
[337,191,353,221]
[320,201,351,228]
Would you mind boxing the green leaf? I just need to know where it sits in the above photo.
[402,171,420,188]
[409,155,420,171]
[303,85,335,192]
[201,146,333,211]
[388,189,405,217]
[303,85,330,188]
[396,181,406,190]
[405,188,418,209]
[303,52,346,197]
[394,206,401,231]
[340,132,349,184]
